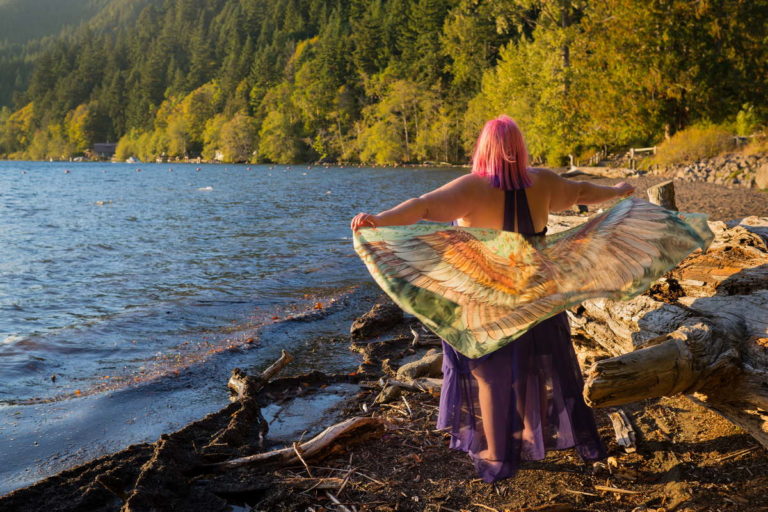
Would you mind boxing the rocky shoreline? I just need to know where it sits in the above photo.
[3,283,767,512]
[653,152,768,189]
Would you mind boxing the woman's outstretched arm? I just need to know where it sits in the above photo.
[351,174,479,231]
[540,169,635,212]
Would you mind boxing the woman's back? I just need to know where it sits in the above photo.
[455,169,551,233]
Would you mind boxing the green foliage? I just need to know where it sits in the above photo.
[258,109,306,163]
[219,113,257,163]
[652,124,736,167]
[578,0,768,145]
[26,123,72,160]
[400,0,451,85]
[64,103,94,153]
[1,102,35,154]
[355,79,448,164]
[442,1,507,95]
[201,113,226,161]
[349,0,388,76]
[473,34,572,165]
[357,121,403,164]
[114,128,141,161]
[735,104,762,137]
[165,116,189,158]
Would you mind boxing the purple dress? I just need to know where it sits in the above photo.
[436,187,607,482]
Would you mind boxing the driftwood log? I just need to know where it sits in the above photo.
[395,349,443,381]
[608,409,637,453]
[647,179,678,210]
[206,416,385,472]
[565,217,768,447]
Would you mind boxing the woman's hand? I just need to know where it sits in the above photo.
[614,182,636,198]
[351,212,379,232]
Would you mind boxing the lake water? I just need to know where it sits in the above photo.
[0,161,463,493]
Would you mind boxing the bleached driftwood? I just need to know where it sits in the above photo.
[227,350,293,400]
[374,377,443,403]
[226,349,294,400]
[562,167,639,179]
[567,218,768,447]
[608,409,637,453]
[207,416,385,472]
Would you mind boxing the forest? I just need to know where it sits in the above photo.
[0,0,766,165]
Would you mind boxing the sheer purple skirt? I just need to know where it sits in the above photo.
[437,312,606,482]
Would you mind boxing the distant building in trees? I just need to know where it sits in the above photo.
[92,143,117,158]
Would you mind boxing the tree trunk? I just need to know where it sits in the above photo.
[567,218,768,447]
[401,113,410,161]
[560,0,571,96]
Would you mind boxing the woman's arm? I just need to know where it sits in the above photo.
[543,169,635,212]
[351,174,478,231]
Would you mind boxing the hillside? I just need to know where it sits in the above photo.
[0,0,767,165]
[0,0,133,107]
[0,0,109,44]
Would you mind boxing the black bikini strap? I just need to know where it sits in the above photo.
[515,188,535,234]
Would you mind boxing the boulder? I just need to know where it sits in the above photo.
[756,161,768,189]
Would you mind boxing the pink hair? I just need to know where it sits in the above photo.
[471,115,532,190]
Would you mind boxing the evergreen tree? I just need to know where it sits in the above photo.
[350,0,387,76]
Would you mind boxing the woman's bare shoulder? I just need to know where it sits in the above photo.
[528,167,560,180]
[529,167,570,192]
[440,172,487,191]
[456,172,487,184]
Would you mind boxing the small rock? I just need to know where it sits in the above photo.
[414,377,443,394]
[396,350,443,380]
[375,385,402,404]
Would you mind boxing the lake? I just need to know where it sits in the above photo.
[0,161,463,493]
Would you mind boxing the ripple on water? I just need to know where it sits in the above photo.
[0,161,462,452]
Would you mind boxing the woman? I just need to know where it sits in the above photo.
[351,115,634,482]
